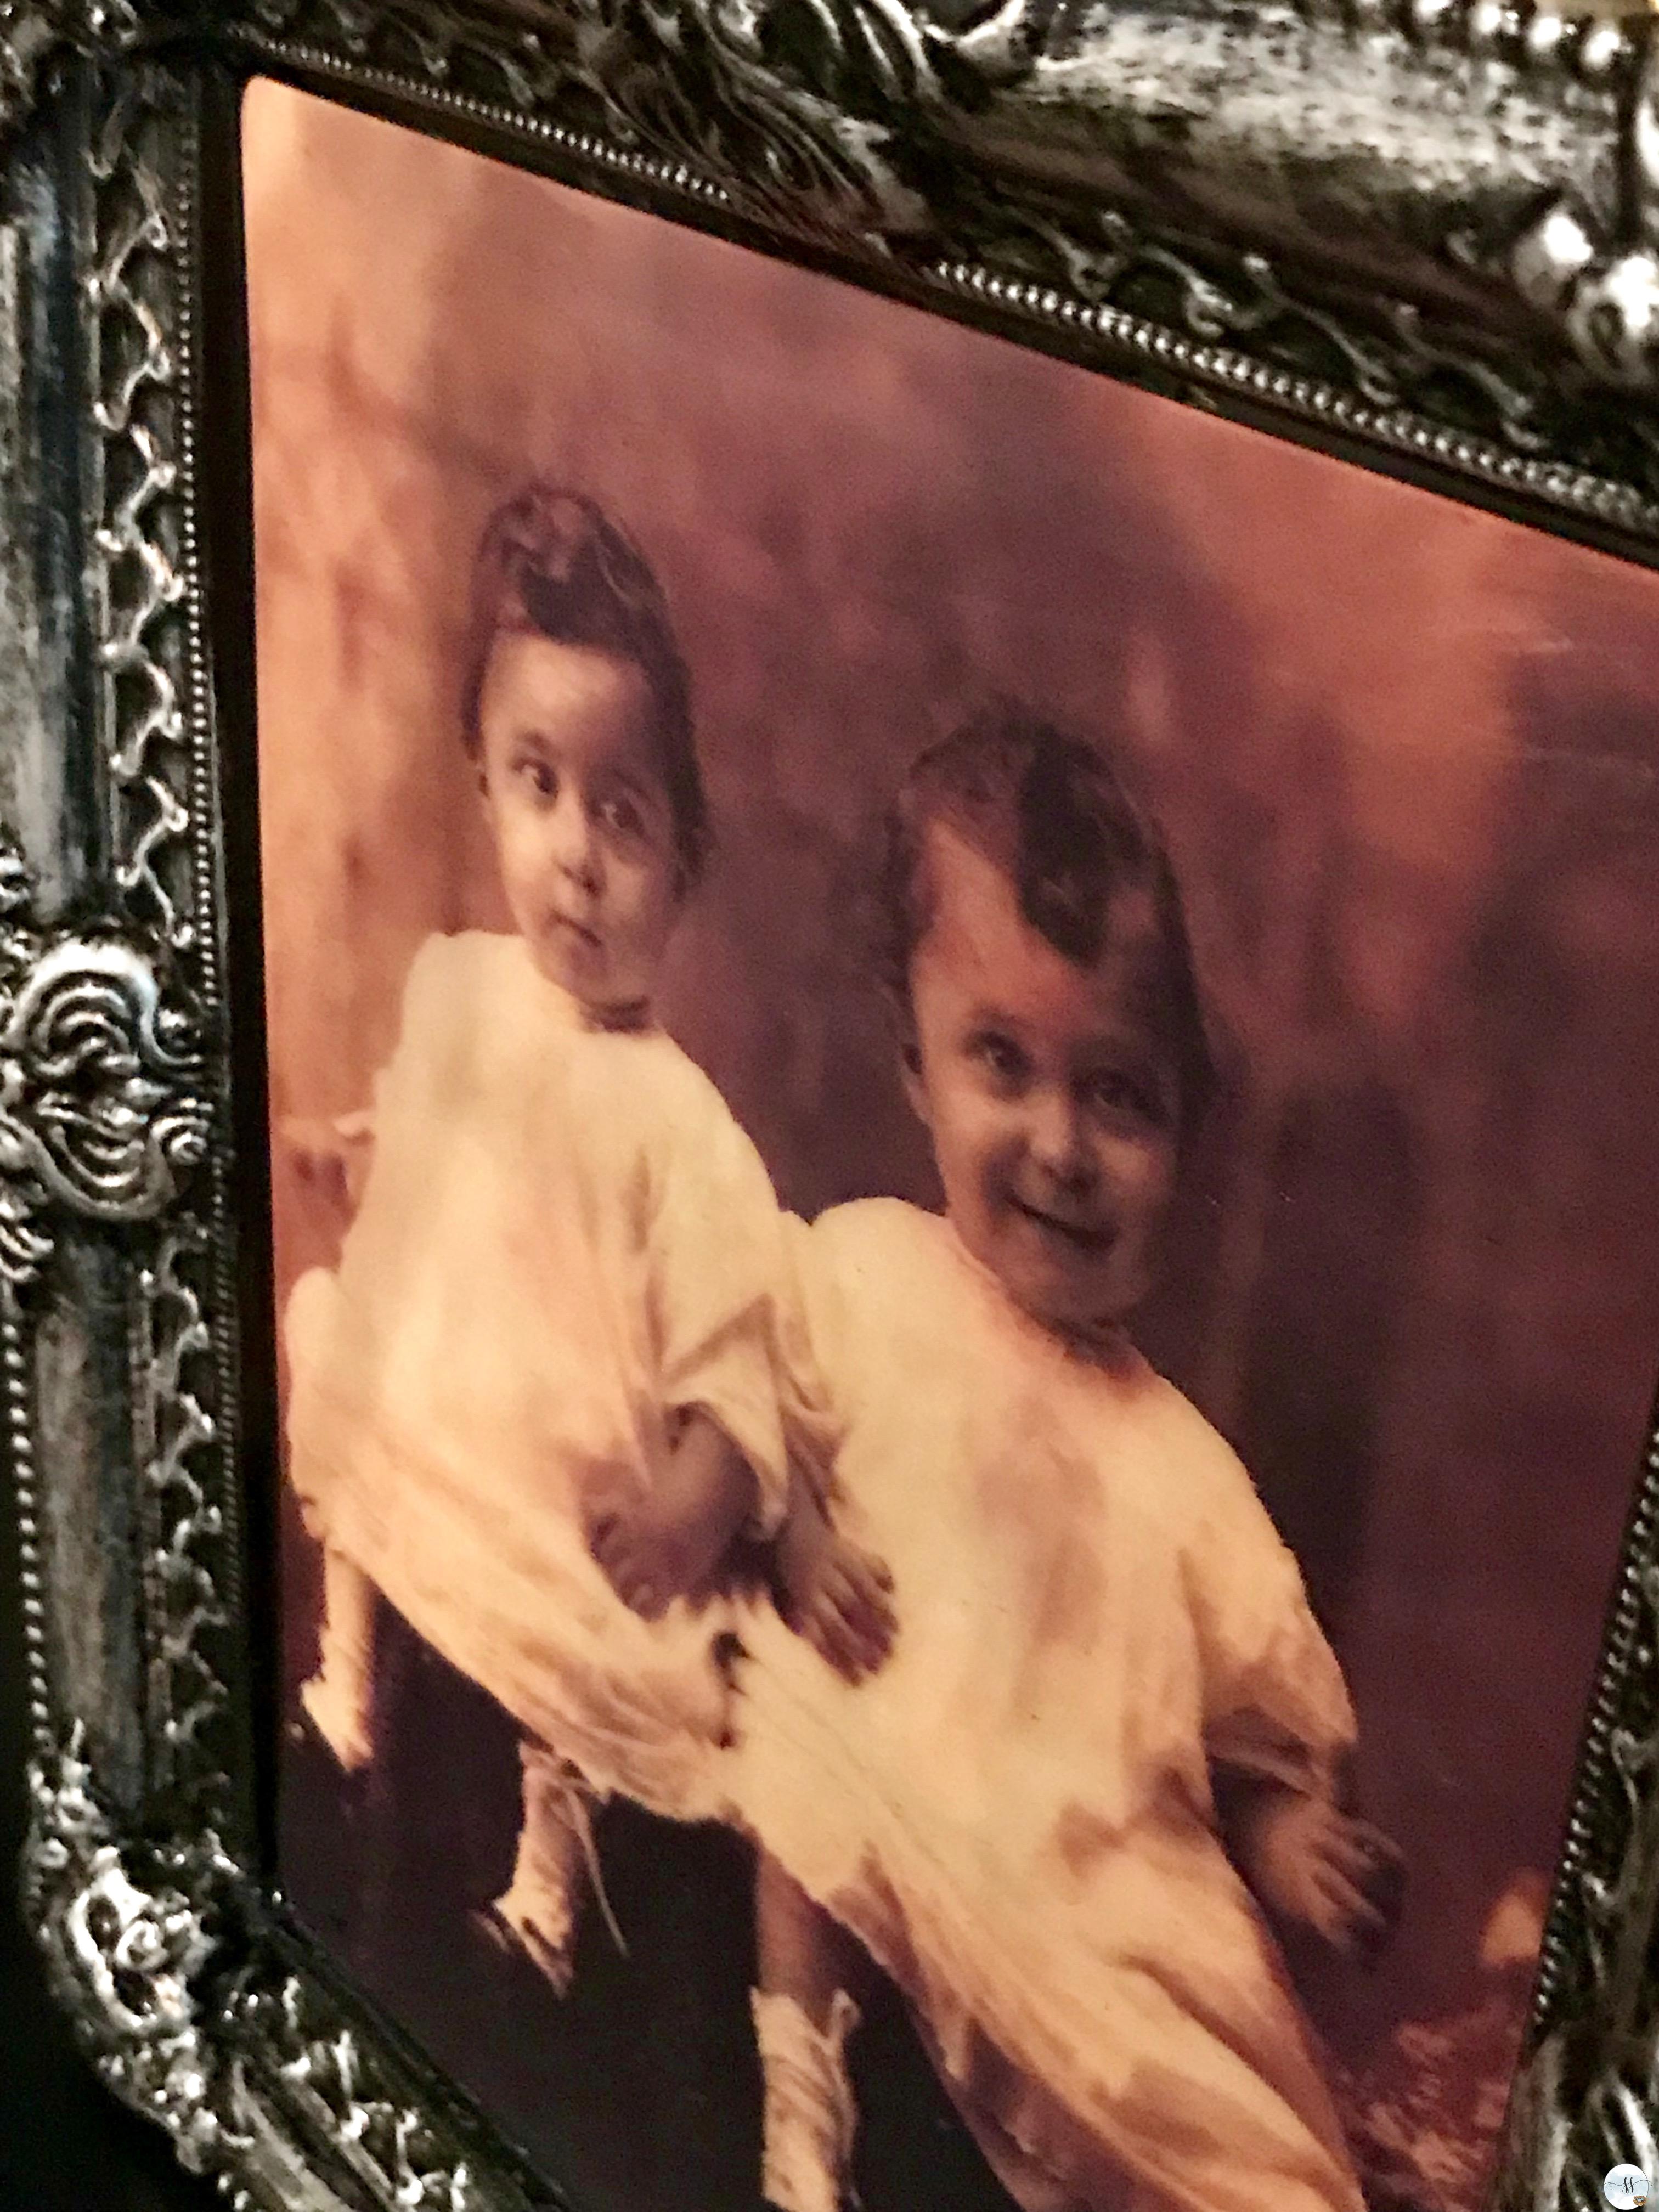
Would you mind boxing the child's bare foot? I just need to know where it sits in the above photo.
[472,1894,578,1995]
[588,1411,758,1620]
[299,1668,374,1775]
[777,1490,895,1684]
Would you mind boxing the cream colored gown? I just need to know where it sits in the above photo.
[735,1198,1366,2212]
[285,929,811,1822]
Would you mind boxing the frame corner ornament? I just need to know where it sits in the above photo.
[22,1730,245,2177]
[1509,20,1659,391]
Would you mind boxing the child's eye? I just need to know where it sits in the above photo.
[597,791,646,842]
[516,755,557,800]
[968,1032,1030,1090]
[1081,1069,1167,1128]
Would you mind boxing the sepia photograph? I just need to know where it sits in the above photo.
[245,77,1659,2212]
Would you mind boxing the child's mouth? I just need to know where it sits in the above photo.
[549,911,602,953]
[1008,1197,1116,1255]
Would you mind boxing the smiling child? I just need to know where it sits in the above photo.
[735,710,1402,2212]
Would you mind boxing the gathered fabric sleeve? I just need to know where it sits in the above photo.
[281,940,452,1530]
[1182,1432,1358,1803]
[379,932,469,1093]
[646,1080,797,1537]
[320,934,471,1224]
[278,933,445,1183]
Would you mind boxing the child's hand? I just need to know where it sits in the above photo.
[1232,1786,1404,1962]
[587,1412,758,1620]
[776,1486,895,1684]
[590,1487,724,1619]
[283,1113,375,1231]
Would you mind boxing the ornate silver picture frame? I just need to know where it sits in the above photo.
[7,5,1659,2211]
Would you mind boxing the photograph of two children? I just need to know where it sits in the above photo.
[245,77,1659,2212]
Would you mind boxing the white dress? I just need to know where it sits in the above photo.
[284,930,817,1823]
[734,1199,1365,2212]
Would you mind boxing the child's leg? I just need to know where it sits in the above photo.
[484,1739,596,1993]
[754,1853,864,2212]
[300,1545,379,1773]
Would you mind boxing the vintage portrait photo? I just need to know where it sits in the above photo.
[244,77,1659,2212]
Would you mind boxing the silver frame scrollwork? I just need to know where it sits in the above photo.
[3,4,1659,2210]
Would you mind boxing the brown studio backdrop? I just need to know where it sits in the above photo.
[245,79,1659,2069]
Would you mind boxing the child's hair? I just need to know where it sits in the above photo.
[881,704,1216,1146]
[460,482,708,887]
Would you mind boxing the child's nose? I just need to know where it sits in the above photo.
[549,793,600,887]
[1028,1091,1093,1189]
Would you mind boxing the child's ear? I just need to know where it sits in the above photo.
[882,986,930,1126]
[898,1034,931,1130]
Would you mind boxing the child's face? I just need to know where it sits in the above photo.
[904,823,1180,1339]
[477,632,681,1015]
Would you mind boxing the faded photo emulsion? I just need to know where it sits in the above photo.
[245,76,1659,2212]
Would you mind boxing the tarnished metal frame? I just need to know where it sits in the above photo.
[2,3,1659,2209]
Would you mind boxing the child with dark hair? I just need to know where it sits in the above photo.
[734,708,1402,2212]
[285,482,891,1989]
